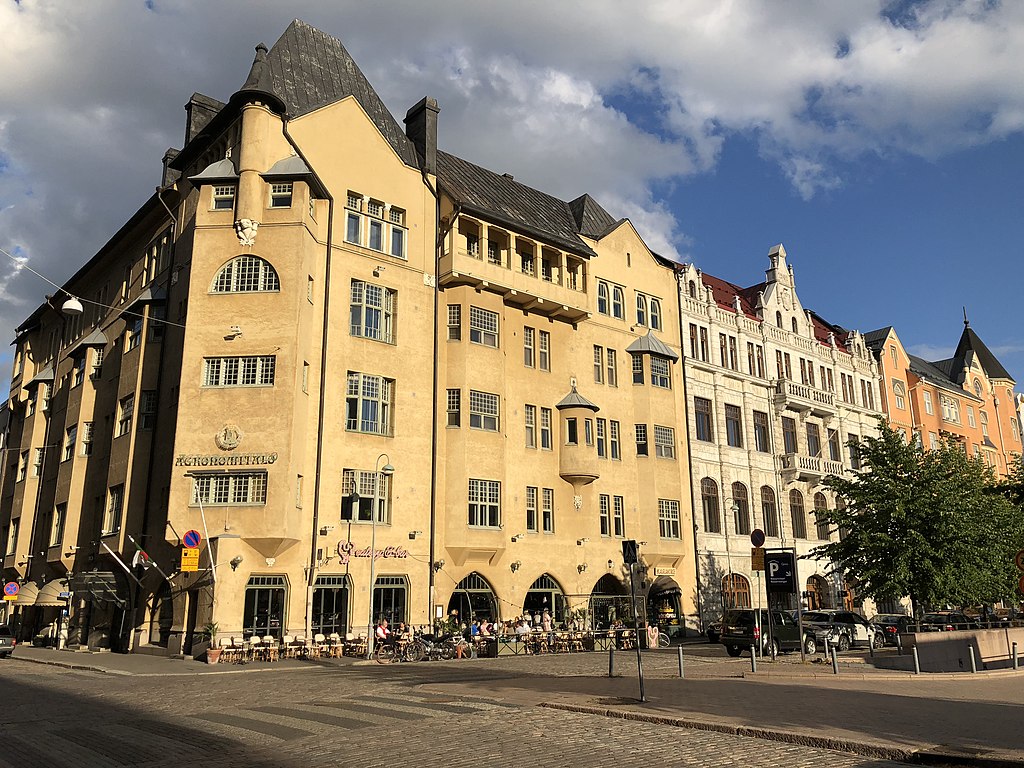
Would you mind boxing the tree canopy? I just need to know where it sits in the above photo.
[812,422,1024,615]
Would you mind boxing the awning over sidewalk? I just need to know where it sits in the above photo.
[70,571,128,608]
[11,581,39,605]
[35,579,69,607]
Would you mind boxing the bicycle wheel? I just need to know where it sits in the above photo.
[375,644,397,664]
[658,632,671,648]
[439,641,456,660]
[455,641,476,660]
[404,640,427,662]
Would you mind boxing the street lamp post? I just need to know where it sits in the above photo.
[366,454,394,660]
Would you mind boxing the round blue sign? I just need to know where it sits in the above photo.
[183,529,203,549]
[3,582,20,597]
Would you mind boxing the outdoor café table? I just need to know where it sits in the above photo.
[528,630,548,654]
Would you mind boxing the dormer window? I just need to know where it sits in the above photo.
[212,185,235,211]
[269,182,293,208]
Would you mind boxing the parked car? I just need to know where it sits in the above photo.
[870,614,913,646]
[0,625,15,658]
[706,620,722,644]
[719,608,835,657]
[919,612,981,632]
[801,610,880,650]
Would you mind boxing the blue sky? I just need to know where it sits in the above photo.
[1,1,1022,383]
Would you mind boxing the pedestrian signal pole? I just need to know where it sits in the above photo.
[623,539,646,703]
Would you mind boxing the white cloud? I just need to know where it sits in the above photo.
[907,343,955,361]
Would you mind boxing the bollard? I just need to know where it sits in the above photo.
[608,647,615,678]
[750,645,757,673]
[913,645,921,674]
[896,632,902,656]
[969,646,977,673]
[868,637,874,659]
[677,645,685,678]
[1012,642,1018,671]
[831,645,839,675]
[823,636,830,658]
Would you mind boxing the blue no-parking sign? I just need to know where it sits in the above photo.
[183,529,203,549]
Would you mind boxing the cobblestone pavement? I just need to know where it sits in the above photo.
[0,658,906,768]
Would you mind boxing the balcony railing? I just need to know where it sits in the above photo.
[775,379,835,418]
[780,453,845,483]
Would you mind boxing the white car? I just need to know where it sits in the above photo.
[801,610,881,650]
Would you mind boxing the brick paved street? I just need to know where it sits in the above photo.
[0,654,913,768]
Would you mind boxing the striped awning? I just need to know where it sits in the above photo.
[35,579,69,607]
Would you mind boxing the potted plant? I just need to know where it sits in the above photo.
[201,622,222,664]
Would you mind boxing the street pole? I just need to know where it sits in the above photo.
[366,454,393,660]
[627,561,646,703]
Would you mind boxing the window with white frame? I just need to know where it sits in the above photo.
[203,356,276,387]
[524,404,536,447]
[659,499,681,539]
[50,503,66,547]
[447,388,461,428]
[940,395,961,424]
[447,304,461,340]
[599,494,611,536]
[62,426,77,462]
[651,357,671,388]
[468,479,501,528]
[635,423,648,456]
[269,182,293,208]
[654,425,675,458]
[140,391,157,430]
[612,286,624,319]
[389,208,406,259]
[103,484,124,534]
[524,327,536,368]
[6,518,19,554]
[526,486,538,532]
[613,495,625,537]
[469,306,499,347]
[350,281,396,343]
[892,379,907,410]
[593,345,604,383]
[211,256,280,293]
[636,294,647,326]
[91,347,104,380]
[346,372,393,436]
[73,355,86,387]
[596,418,606,457]
[32,447,44,476]
[540,408,552,450]
[541,488,554,533]
[16,451,27,482]
[341,468,390,522]
[117,394,134,437]
[81,422,93,456]
[923,390,934,415]
[212,185,235,210]
[192,472,268,507]
[607,349,617,386]
[538,330,550,371]
[632,354,644,384]
[469,390,499,431]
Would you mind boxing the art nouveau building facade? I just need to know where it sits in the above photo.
[0,20,695,653]
[678,246,885,621]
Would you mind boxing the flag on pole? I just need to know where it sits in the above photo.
[127,535,171,583]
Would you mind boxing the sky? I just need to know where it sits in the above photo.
[1,0,1023,383]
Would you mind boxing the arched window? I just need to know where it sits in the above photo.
[789,489,806,539]
[212,255,280,293]
[974,379,983,397]
[636,295,647,327]
[791,317,799,334]
[612,287,625,319]
[722,573,751,609]
[448,571,498,624]
[892,380,907,410]
[805,575,831,610]
[761,486,778,537]
[776,311,783,329]
[813,492,830,540]
[525,573,566,622]
[701,478,720,533]
[731,482,750,535]
[688,280,697,298]
[650,299,661,330]
[597,282,609,315]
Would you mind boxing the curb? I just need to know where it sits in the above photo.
[538,702,1024,768]
[11,655,132,676]
[10,653,322,677]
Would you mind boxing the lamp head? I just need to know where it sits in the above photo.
[61,296,85,316]
[381,463,395,476]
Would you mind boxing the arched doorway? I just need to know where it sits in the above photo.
[447,572,498,625]
[524,574,566,624]
[648,576,683,638]
[722,573,751,609]
[588,573,629,629]
[805,575,831,610]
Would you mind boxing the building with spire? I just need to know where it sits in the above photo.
[0,20,695,653]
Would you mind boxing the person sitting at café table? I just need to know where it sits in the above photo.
[375,619,395,647]
[515,619,531,637]
[478,619,491,637]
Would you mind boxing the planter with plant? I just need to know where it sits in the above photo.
[201,622,221,664]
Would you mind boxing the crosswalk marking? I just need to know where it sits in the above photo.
[195,712,313,741]
[247,705,373,730]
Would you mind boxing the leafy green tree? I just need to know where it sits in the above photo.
[812,421,1024,616]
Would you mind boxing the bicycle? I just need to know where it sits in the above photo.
[444,636,476,660]
[658,631,671,648]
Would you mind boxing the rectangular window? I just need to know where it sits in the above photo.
[390,225,406,259]
[447,304,461,341]
[538,331,550,371]
[469,390,499,431]
[103,484,124,534]
[212,185,235,210]
[923,390,934,415]
[728,336,738,370]
[368,219,384,251]
[606,349,617,386]
[149,306,166,341]
[605,495,622,537]
[91,347,104,379]
[520,247,535,276]
[468,479,501,528]
[689,324,699,359]
[73,355,86,387]
[585,418,594,447]
[526,486,538,532]
[540,408,552,450]
[828,429,841,462]
[565,417,578,445]
[6,518,19,555]
[117,394,134,437]
[81,422,93,456]
[140,390,157,430]
[753,411,770,452]
[929,432,939,450]
[62,426,77,462]
[345,372,393,436]
[447,389,461,428]
[126,318,142,350]
[350,281,396,344]
[203,356,276,387]
[524,404,536,447]
[269,182,293,208]
[782,417,797,454]
[632,354,644,384]
[542,488,554,533]
[694,397,714,442]
[50,503,66,547]
[635,423,648,456]
[966,406,976,428]
[658,499,681,539]
[469,306,499,347]
[594,345,604,383]
[940,396,960,424]
[806,423,821,457]
[295,475,303,508]
[30,447,43,477]
[848,434,861,470]
[699,327,709,362]
[524,327,536,368]
[191,472,269,508]
[340,469,390,522]
[651,357,671,388]
[596,418,607,457]
[610,421,621,460]
[654,425,675,458]
[725,405,743,448]
[346,211,361,244]
[599,494,610,536]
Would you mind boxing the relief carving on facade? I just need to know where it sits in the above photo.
[215,424,243,451]
[234,218,259,246]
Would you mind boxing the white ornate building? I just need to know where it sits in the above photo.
[678,245,884,623]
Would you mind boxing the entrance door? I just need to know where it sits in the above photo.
[243,576,287,639]
[312,576,349,636]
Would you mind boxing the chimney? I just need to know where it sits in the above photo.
[161,148,181,187]
[404,97,440,175]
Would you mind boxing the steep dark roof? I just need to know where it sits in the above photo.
[953,325,1013,382]
[437,151,597,257]
[907,354,981,398]
[626,331,679,362]
[263,20,419,166]
[568,194,618,239]
[862,327,893,350]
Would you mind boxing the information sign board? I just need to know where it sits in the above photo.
[764,551,797,594]
[181,547,200,572]
[751,547,765,571]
